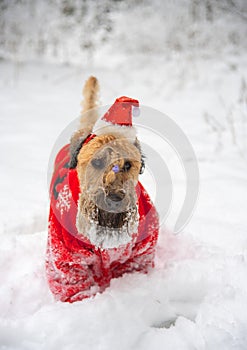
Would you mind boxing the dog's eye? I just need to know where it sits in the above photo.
[91,158,105,169]
[123,161,132,172]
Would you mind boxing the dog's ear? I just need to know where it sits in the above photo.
[69,130,88,169]
[139,155,145,174]
[134,138,145,175]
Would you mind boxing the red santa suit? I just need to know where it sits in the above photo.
[46,97,159,303]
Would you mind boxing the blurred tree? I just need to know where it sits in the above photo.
[0,0,246,63]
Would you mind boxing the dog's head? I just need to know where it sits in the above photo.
[75,133,144,248]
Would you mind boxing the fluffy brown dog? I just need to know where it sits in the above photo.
[71,77,144,247]
[46,77,159,302]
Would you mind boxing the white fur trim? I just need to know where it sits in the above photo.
[93,119,137,142]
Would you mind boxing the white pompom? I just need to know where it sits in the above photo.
[132,106,140,117]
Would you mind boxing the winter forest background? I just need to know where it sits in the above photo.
[1,0,247,64]
[1,1,247,350]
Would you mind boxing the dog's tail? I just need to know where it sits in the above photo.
[81,76,99,114]
[69,76,100,168]
[78,76,100,130]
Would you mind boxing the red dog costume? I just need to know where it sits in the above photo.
[46,97,159,302]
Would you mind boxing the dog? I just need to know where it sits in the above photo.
[46,77,159,302]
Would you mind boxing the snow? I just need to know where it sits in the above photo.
[1,1,247,349]
[80,216,139,249]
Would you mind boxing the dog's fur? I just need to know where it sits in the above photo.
[70,77,144,248]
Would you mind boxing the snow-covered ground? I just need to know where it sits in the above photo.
[0,52,247,349]
[1,1,247,347]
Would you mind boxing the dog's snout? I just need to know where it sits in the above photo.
[107,190,125,202]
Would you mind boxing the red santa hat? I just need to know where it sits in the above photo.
[93,96,140,141]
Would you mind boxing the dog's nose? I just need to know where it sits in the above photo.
[107,191,125,202]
